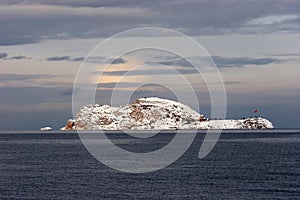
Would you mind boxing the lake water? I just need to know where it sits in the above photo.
[0,130,299,199]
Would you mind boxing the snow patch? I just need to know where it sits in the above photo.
[40,127,52,131]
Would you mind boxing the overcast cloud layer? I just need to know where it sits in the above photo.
[1,0,300,45]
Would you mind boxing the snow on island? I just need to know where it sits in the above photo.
[62,97,274,130]
[40,127,52,131]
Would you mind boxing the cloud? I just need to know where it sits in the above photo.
[9,55,31,60]
[0,73,69,88]
[45,56,86,62]
[111,58,126,64]
[46,56,71,61]
[148,56,284,68]
[242,14,300,34]
[211,56,284,68]
[0,52,31,60]
[101,68,198,76]
[0,52,8,58]
[154,60,194,68]
[0,73,59,81]
[0,4,153,45]
[0,0,157,8]
[1,0,300,45]
[45,55,126,64]
[71,57,85,62]
[97,82,142,89]
[270,53,300,57]
[247,14,299,26]
[96,81,237,90]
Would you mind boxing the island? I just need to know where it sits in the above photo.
[61,97,274,130]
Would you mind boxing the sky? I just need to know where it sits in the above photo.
[0,0,300,130]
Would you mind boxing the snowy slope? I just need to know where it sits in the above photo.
[198,118,274,129]
[40,127,52,131]
[71,97,274,130]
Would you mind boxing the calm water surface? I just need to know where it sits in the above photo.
[0,130,299,199]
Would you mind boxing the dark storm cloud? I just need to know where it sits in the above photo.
[1,0,300,45]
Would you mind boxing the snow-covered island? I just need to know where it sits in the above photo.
[61,97,274,130]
